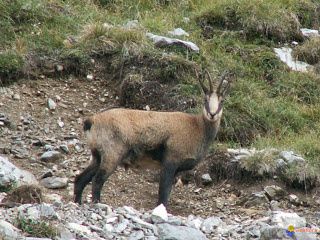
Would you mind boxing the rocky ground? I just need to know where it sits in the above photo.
[0,76,320,239]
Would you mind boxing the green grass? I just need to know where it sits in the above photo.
[16,217,58,238]
[1,0,320,183]
[293,37,320,65]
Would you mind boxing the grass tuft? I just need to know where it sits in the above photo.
[16,217,58,238]
[293,37,320,65]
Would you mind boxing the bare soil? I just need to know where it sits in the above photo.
[0,76,319,223]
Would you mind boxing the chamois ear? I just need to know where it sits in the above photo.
[216,71,235,98]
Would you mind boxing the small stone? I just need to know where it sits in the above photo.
[151,204,168,223]
[124,20,139,29]
[58,120,64,128]
[168,28,189,37]
[13,93,20,100]
[55,95,61,101]
[40,176,68,189]
[103,223,114,233]
[55,64,64,71]
[289,194,300,205]
[201,216,224,234]
[40,150,62,162]
[241,191,269,208]
[158,223,207,240]
[87,74,94,80]
[67,222,92,235]
[279,151,305,164]
[47,98,57,110]
[114,219,129,233]
[264,185,286,201]
[270,200,281,211]
[44,144,54,151]
[201,173,213,185]
[59,144,69,154]
[187,215,203,229]
[0,220,22,239]
[271,211,306,229]
[129,230,144,240]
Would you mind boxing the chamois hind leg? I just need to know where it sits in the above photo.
[91,147,126,203]
[157,162,177,206]
[74,149,101,204]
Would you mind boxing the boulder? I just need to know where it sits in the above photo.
[157,223,208,240]
[0,156,38,189]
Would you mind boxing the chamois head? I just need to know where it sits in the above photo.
[199,70,232,122]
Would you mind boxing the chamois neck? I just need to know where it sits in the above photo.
[199,114,221,143]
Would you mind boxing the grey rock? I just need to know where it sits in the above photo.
[40,177,68,189]
[13,93,21,100]
[300,28,320,38]
[124,20,140,29]
[47,98,56,110]
[0,220,23,240]
[151,204,168,223]
[201,216,224,234]
[288,194,300,205]
[18,203,58,221]
[241,191,269,208]
[59,144,69,154]
[57,225,74,240]
[201,173,213,185]
[279,151,305,164]
[103,223,114,233]
[187,215,203,229]
[271,211,306,229]
[260,226,288,240]
[275,158,287,168]
[168,28,189,37]
[270,200,281,211]
[66,222,92,236]
[114,219,129,233]
[295,232,317,240]
[129,230,144,240]
[264,185,286,201]
[146,33,200,52]
[40,151,62,162]
[44,144,54,151]
[158,223,208,240]
[0,156,38,188]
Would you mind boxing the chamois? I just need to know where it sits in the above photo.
[74,71,232,206]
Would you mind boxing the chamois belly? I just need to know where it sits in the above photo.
[121,144,165,170]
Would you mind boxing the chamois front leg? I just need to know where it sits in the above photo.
[157,162,177,206]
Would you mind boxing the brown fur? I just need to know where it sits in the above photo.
[74,72,233,206]
[87,109,221,166]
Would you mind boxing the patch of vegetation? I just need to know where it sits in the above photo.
[5,185,43,204]
[293,37,320,65]
[0,51,24,83]
[195,0,311,42]
[16,217,58,238]
[0,181,18,193]
[240,150,279,176]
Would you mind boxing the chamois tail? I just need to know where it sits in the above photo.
[83,118,93,132]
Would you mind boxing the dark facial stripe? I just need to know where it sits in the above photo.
[204,99,223,120]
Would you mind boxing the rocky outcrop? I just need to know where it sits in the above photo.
[0,156,38,189]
